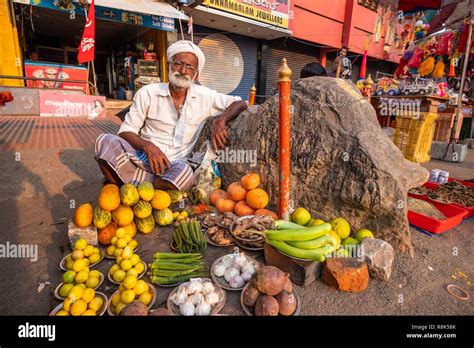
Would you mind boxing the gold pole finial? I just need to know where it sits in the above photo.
[278,58,292,82]
[364,74,374,87]
[250,84,256,92]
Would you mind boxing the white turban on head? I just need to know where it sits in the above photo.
[167,40,205,75]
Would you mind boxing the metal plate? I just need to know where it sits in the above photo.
[107,283,156,316]
[166,278,226,316]
[210,255,259,291]
[60,249,105,271]
[199,213,220,229]
[240,281,301,316]
[229,215,266,243]
[107,261,147,285]
[234,239,264,252]
[53,273,105,301]
[50,292,108,316]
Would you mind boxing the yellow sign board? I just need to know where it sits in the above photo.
[203,0,289,29]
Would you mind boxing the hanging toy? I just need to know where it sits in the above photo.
[437,82,448,97]
[408,48,424,68]
[414,20,425,40]
[432,59,445,80]
[418,56,435,76]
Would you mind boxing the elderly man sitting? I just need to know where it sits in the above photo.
[95,40,247,192]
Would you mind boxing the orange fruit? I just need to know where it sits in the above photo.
[210,189,228,206]
[241,172,260,190]
[227,182,248,201]
[234,201,255,216]
[246,188,269,209]
[215,198,236,213]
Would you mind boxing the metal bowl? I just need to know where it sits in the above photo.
[107,261,147,285]
[60,249,105,271]
[211,254,259,291]
[49,291,108,316]
[107,282,156,316]
[234,239,264,251]
[53,272,105,300]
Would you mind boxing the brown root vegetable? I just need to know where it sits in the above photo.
[255,295,279,316]
[120,301,149,316]
[242,285,261,307]
[149,307,173,316]
[283,277,293,293]
[255,266,288,296]
[275,291,297,316]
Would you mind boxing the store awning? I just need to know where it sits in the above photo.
[398,0,465,12]
[95,0,188,20]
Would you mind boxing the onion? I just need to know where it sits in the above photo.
[254,266,288,296]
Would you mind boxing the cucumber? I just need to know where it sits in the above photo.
[265,223,332,241]
[287,235,337,250]
[274,220,305,230]
[266,239,335,262]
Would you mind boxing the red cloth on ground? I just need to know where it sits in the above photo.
[0,92,14,106]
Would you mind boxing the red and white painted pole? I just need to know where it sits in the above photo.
[278,58,292,220]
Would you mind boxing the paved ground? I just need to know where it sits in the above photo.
[0,116,472,315]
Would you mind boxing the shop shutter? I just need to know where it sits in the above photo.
[182,28,258,99]
[265,48,319,95]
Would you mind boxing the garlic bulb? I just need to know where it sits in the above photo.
[179,298,195,316]
[170,290,188,306]
[224,267,239,283]
[229,274,245,289]
[195,299,211,316]
[213,263,227,277]
[178,283,191,295]
[241,269,254,282]
[232,254,247,270]
[221,255,234,267]
[190,292,204,306]
[241,263,255,276]
[202,281,215,295]
[187,281,203,294]
[205,292,220,306]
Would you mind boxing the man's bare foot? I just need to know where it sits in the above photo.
[98,159,123,185]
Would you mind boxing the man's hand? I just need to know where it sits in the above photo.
[211,116,228,152]
[143,142,171,175]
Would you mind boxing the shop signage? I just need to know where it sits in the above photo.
[203,0,290,29]
[25,0,176,31]
[25,61,88,93]
[39,91,106,117]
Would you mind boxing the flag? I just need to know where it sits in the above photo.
[78,0,95,64]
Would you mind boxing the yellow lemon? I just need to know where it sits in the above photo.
[123,275,138,290]
[121,246,133,259]
[65,255,73,263]
[74,238,88,251]
[58,283,74,298]
[128,240,138,250]
[109,264,120,275]
[89,253,100,264]
[172,211,180,219]
[111,292,121,306]
[86,276,100,289]
[92,247,100,255]
[77,283,87,289]
[71,250,84,261]
[70,299,87,316]
[134,262,145,274]
[133,280,148,296]
[129,254,140,266]
[68,285,84,302]
[89,296,104,312]
[56,310,69,316]
[106,245,116,256]
[138,291,152,306]
[115,228,126,239]
[354,229,374,242]
[120,259,132,271]
[75,270,89,284]
[73,260,86,272]
[291,207,311,226]
[114,248,123,258]
[126,268,139,277]
[123,222,137,238]
[112,269,126,283]
[116,256,123,263]
[115,302,127,315]
[116,238,127,249]
[65,259,74,270]
[120,290,136,304]
[63,297,73,311]
[330,217,351,240]
[123,234,132,244]
[119,283,127,293]
[89,270,101,278]
[82,309,96,316]
[83,258,90,266]
[111,236,118,246]
[83,245,94,257]
[180,211,188,218]
[82,288,95,303]
[312,219,326,226]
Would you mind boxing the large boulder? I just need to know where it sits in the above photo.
[193,77,428,253]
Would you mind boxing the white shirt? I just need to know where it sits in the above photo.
[118,83,241,161]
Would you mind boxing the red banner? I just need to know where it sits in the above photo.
[78,0,95,64]
[25,62,88,93]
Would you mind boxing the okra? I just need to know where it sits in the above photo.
[150,260,204,270]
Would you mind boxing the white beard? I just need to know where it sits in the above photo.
[169,68,194,89]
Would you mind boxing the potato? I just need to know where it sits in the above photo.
[242,285,260,307]
[275,291,297,316]
[282,277,293,293]
[255,295,279,316]
[120,301,148,316]
[254,266,287,296]
[149,307,173,316]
